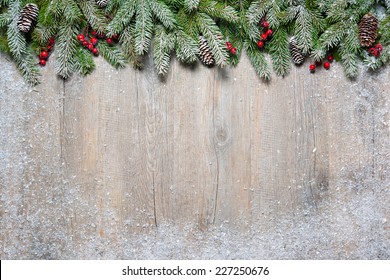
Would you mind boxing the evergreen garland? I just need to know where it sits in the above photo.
[0,0,389,85]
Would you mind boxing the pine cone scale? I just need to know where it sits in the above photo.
[17,3,39,33]
[199,36,215,67]
[358,13,378,47]
[95,0,108,8]
[289,38,304,65]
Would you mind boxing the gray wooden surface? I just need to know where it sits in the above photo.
[1,53,389,259]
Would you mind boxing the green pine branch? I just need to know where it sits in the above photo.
[6,0,40,85]
[198,0,239,23]
[245,39,271,80]
[183,0,199,12]
[269,27,290,76]
[339,24,360,78]
[74,47,96,75]
[153,24,175,75]
[134,0,154,55]
[119,24,143,68]
[106,0,136,37]
[78,0,108,34]
[55,24,79,79]
[98,40,128,68]
[196,12,228,66]
[174,29,198,63]
[149,0,177,30]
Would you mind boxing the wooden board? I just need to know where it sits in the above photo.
[1,52,389,259]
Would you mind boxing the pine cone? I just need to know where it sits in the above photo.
[17,3,39,33]
[199,36,215,67]
[95,0,108,7]
[289,38,304,65]
[358,13,378,47]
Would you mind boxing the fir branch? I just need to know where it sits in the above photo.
[149,0,177,30]
[364,45,390,70]
[198,0,239,23]
[339,24,360,78]
[176,9,199,38]
[55,24,79,79]
[98,41,128,68]
[74,47,96,76]
[153,25,175,75]
[32,25,57,46]
[245,40,271,80]
[119,24,142,67]
[268,27,290,76]
[311,21,347,61]
[133,0,154,55]
[174,29,198,63]
[266,0,282,29]
[78,0,108,34]
[196,12,228,66]
[246,0,270,41]
[294,6,314,54]
[47,0,66,19]
[62,0,83,24]
[219,21,244,65]
[105,0,122,13]
[0,11,10,28]
[7,0,40,85]
[7,1,25,61]
[106,0,136,37]
[184,0,199,12]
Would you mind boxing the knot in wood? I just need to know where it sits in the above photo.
[216,127,228,143]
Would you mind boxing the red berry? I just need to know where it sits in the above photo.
[91,31,97,37]
[40,51,49,60]
[266,29,273,36]
[90,37,98,46]
[262,21,269,28]
[88,43,94,50]
[373,50,380,57]
[77,34,85,42]
[230,47,237,55]
[375,44,383,52]
[49,37,55,45]
[315,60,322,66]
[327,55,334,63]
[309,64,316,72]
[324,61,330,70]
[261,33,268,40]
[369,47,376,54]
[226,41,233,50]
[39,59,46,66]
[106,38,113,45]
[257,41,264,48]
[112,34,119,40]
[82,40,89,47]
[92,48,99,56]
[46,45,52,52]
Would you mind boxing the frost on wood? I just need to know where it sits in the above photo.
[0,54,389,260]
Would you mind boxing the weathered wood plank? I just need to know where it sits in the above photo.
[1,52,389,259]
[0,54,65,258]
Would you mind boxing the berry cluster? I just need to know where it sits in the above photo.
[257,19,273,49]
[309,54,334,73]
[368,44,383,58]
[38,37,55,66]
[77,30,119,56]
[225,41,237,55]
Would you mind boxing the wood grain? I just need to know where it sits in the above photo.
[1,52,389,259]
